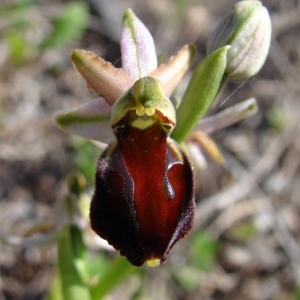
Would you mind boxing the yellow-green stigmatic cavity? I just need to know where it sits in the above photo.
[111,77,176,131]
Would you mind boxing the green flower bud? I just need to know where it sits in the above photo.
[207,0,272,80]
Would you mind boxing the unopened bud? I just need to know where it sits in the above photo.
[207,0,271,80]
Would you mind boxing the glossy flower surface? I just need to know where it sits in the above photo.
[91,77,195,267]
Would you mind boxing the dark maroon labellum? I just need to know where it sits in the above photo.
[90,78,195,267]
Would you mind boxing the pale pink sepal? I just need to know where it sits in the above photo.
[71,50,133,105]
[121,9,157,81]
[55,97,115,143]
[150,44,195,97]
[196,98,258,133]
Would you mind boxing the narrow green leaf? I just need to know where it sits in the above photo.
[47,271,64,300]
[58,225,91,300]
[70,225,89,283]
[88,254,109,280]
[171,46,230,143]
[72,137,101,184]
[90,256,138,300]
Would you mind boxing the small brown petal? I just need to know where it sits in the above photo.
[71,50,133,105]
[189,131,225,164]
[150,44,195,97]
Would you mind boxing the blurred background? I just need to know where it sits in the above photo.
[0,0,300,299]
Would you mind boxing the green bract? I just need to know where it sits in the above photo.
[171,46,230,143]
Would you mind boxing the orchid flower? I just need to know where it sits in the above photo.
[55,2,271,267]
[57,9,196,268]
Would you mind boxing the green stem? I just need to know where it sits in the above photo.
[171,46,230,143]
[91,256,138,300]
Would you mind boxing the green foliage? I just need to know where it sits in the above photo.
[90,256,139,300]
[190,231,219,271]
[2,0,88,65]
[67,171,87,197]
[48,188,139,300]
[43,2,89,47]
[72,137,102,184]
[173,231,219,292]
[173,266,203,292]
[157,52,165,66]
[57,225,92,300]
[2,2,34,65]
[0,0,33,16]
[47,272,64,300]
[6,29,27,65]
[228,221,256,242]
[49,223,138,300]
[69,225,90,284]
[42,1,89,48]
[87,254,110,283]
[266,106,289,132]
[172,0,188,20]
[292,285,300,300]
